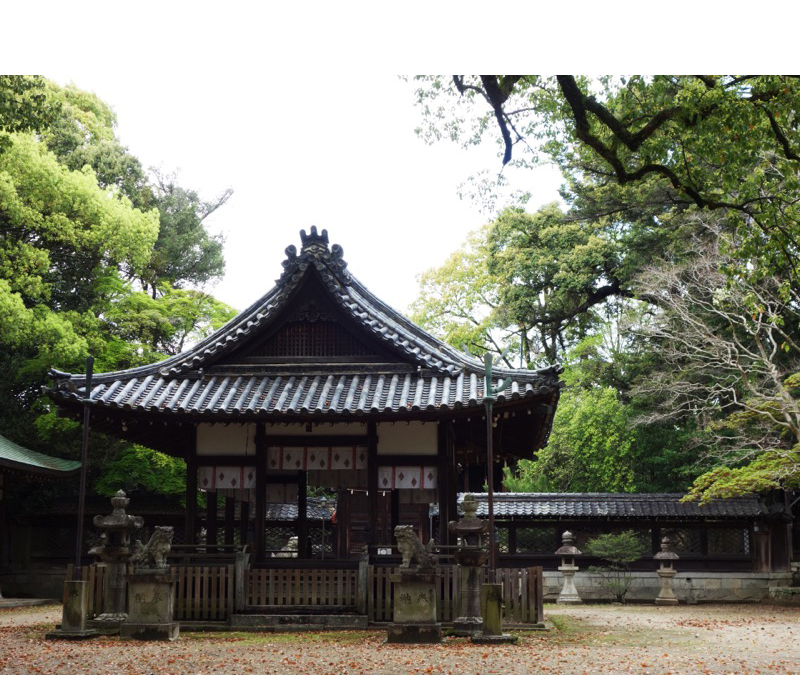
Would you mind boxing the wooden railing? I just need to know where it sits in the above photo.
[173,565,235,621]
[66,560,544,625]
[244,567,359,607]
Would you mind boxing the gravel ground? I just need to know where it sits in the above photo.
[1,602,798,674]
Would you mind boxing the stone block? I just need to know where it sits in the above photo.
[120,622,179,641]
[391,577,437,625]
[386,623,442,644]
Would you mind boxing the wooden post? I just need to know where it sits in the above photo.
[255,424,266,563]
[367,421,378,557]
[298,470,308,559]
[240,500,250,547]
[225,496,235,546]
[437,422,453,547]
[185,441,198,546]
[206,490,218,551]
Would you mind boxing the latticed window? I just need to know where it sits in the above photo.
[308,525,334,558]
[256,321,375,358]
[708,527,750,555]
[496,527,509,553]
[265,525,298,555]
[515,526,557,553]
[661,527,702,554]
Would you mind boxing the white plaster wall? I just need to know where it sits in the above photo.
[196,423,257,456]
[376,422,437,456]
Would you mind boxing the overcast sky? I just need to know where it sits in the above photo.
[44,73,561,315]
[13,2,778,315]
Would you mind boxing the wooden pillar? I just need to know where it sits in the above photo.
[437,422,456,547]
[390,488,400,535]
[240,500,250,547]
[206,490,218,550]
[367,421,378,556]
[298,470,308,559]
[254,423,266,563]
[185,440,198,546]
[224,496,235,546]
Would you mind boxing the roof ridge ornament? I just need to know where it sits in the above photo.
[300,226,329,252]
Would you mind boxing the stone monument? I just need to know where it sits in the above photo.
[88,490,144,634]
[555,530,582,604]
[448,493,488,636]
[654,536,679,605]
[386,525,441,644]
[120,526,180,640]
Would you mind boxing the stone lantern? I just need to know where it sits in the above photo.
[653,536,679,605]
[448,493,489,636]
[555,530,582,604]
[89,490,144,633]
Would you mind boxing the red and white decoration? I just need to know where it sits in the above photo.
[266,446,367,471]
[198,466,256,491]
[378,466,437,490]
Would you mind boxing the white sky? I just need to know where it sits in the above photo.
[44,72,562,314]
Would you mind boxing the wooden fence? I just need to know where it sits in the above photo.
[244,568,358,608]
[68,563,236,622]
[368,566,544,624]
[173,565,235,621]
[67,562,543,625]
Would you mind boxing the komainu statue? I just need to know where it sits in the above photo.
[394,525,437,570]
[130,526,174,569]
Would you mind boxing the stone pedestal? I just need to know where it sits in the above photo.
[45,580,99,640]
[120,570,179,640]
[452,564,484,636]
[387,570,441,644]
[556,564,582,604]
[655,567,679,605]
[472,583,517,645]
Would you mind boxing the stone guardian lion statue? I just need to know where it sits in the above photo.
[394,525,437,570]
[130,526,174,568]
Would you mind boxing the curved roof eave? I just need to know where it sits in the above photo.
[48,228,562,402]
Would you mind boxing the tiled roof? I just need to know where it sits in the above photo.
[432,493,768,520]
[0,433,81,477]
[264,501,333,521]
[47,228,560,419]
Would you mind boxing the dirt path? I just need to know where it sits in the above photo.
[0,603,798,674]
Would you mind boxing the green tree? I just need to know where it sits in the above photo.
[585,530,648,602]
[414,75,800,288]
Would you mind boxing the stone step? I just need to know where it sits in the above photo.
[230,613,368,630]
[240,604,354,615]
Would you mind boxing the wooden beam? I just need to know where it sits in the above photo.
[262,435,369,447]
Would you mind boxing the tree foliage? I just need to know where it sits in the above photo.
[585,530,648,602]
[0,77,235,505]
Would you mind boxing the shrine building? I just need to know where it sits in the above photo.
[48,228,562,564]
